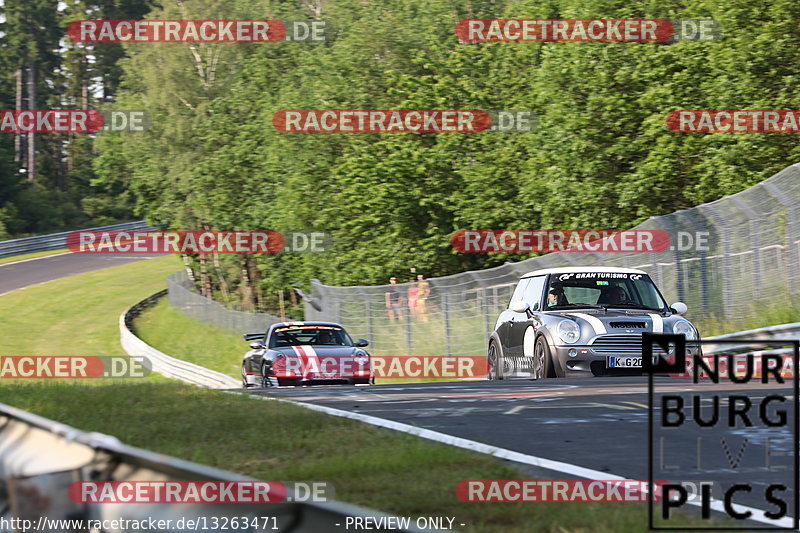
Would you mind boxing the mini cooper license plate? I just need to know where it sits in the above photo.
[607,356,642,368]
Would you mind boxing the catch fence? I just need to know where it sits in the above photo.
[304,163,800,356]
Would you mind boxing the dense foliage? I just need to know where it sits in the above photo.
[0,0,154,236]
[3,0,800,313]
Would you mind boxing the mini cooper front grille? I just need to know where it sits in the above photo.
[609,321,647,329]
[591,334,669,355]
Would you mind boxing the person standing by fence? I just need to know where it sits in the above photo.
[407,281,419,316]
[385,277,403,321]
[416,274,430,321]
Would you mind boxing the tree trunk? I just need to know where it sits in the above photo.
[26,63,35,183]
[54,135,65,190]
[213,253,230,301]
[240,259,254,310]
[252,262,264,310]
[181,254,196,281]
[199,254,213,297]
[14,68,23,163]
[81,55,89,109]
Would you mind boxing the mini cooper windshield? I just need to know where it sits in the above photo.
[545,272,668,312]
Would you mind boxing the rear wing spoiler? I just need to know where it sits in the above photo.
[243,333,265,342]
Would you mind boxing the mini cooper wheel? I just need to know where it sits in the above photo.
[487,341,503,380]
[533,337,553,380]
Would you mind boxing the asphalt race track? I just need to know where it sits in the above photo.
[255,377,797,519]
[1,254,794,524]
[0,252,154,295]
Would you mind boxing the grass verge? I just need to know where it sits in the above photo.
[2,382,728,533]
[133,298,243,377]
[0,248,69,266]
[0,256,180,356]
[0,259,732,532]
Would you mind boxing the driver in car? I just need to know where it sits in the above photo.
[547,284,568,307]
[599,285,627,305]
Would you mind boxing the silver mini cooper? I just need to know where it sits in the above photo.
[488,267,699,379]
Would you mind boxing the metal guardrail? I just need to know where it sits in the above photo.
[120,290,241,389]
[703,322,800,355]
[0,220,154,258]
[0,402,430,533]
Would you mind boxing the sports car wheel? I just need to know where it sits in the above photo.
[533,337,553,380]
[487,341,503,380]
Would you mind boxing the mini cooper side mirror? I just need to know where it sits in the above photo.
[670,302,688,315]
[354,339,369,347]
[510,299,530,314]
[249,341,265,350]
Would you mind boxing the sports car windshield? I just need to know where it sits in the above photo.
[546,272,668,311]
[269,326,353,348]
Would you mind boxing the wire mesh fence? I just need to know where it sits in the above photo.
[303,163,800,356]
[167,270,282,334]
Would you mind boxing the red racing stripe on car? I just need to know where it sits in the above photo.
[300,345,322,379]
[291,346,308,379]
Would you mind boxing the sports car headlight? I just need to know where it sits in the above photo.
[558,320,581,344]
[673,320,696,340]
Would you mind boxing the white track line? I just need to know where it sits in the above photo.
[236,391,794,529]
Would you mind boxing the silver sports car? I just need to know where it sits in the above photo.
[242,322,373,387]
[488,267,700,379]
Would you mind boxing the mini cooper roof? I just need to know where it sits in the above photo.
[520,266,648,279]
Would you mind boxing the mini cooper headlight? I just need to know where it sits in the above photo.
[673,320,696,340]
[558,320,581,344]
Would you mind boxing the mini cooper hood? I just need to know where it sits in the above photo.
[556,308,679,334]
